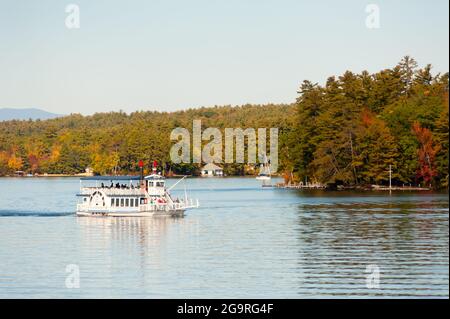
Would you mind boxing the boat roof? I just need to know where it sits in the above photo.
[80,175,141,181]
[80,174,165,181]
[144,174,165,180]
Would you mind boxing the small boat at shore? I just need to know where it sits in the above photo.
[256,155,271,183]
[256,157,273,188]
[76,162,199,217]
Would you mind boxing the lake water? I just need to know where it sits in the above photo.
[0,177,448,298]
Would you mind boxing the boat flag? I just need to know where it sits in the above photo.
[139,160,144,184]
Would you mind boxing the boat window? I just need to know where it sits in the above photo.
[130,199,134,207]
[125,198,129,206]
[111,198,115,207]
[120,199,124,207]
[135,198,139,206]
[156,182,164,187]
[116,198,119,206]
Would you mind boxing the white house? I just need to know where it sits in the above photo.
[201,163,224,177]
[77,167,94,177]
[85,167,94,176]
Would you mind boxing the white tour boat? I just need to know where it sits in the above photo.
[76,165,199,217]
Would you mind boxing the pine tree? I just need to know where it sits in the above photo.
[398,56,418,96]
[354,110,397,184]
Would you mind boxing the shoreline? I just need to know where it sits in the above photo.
[0,175,447,192]
[0,174,266,178]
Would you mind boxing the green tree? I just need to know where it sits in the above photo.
[353,110,397,184]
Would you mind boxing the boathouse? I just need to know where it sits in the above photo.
[201,163,224,177]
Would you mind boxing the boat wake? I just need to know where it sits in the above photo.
[0,210,74,217]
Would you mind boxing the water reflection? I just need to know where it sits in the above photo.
[296,197,449,297]
[78,216,175,244]
[76,216,200,295]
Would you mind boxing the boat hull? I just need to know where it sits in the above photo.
[76,209,185,217]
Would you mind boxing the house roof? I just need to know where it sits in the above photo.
[201,163,223,171]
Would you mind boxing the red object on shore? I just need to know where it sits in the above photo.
[138,160,144,168]
[153,160,158,168]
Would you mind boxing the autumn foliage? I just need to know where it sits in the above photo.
[0,57,448,188]
[411,122,440,185]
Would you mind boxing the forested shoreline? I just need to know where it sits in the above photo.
[0,57,448,188]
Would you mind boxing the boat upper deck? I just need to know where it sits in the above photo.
[78,174,168,197]
[80,174,166,181]
[78,187,146,197]
[80,175,141,181]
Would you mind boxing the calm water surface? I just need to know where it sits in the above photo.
[0,177,448,298]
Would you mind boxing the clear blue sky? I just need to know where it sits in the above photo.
[0,0,448,114]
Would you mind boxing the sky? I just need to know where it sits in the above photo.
[0,0,448,115]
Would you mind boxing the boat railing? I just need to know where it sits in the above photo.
[172,198,199,209]
[138,199,199,212]
[80,187,145,196]
[77,203,144,212]
[77,203,93,212]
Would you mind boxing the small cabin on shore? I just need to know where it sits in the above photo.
[14,170,25,177]
[85,167,94,176]
[201,163,223,177]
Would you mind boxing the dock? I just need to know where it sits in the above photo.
[274,182,326,189]
[371,185,431,191]
[268,183,432,191]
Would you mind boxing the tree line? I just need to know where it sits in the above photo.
[0,56,448,188]
[285,56,448,188]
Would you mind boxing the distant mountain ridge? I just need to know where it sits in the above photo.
[0,108,62,121]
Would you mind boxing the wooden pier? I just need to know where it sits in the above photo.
[273,182,326,189]
[371,185,431,191]
[267,183,431,191]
